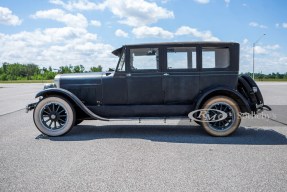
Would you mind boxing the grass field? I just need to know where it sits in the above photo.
[255,79,287,82]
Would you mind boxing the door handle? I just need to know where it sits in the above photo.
[126,73,131,77]
[163,73,169,76]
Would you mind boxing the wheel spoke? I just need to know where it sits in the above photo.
[49,120,53,128]
[58,110,65,114]
[46,106,51,113]
[55,105,60,112]
[58,118,66,123]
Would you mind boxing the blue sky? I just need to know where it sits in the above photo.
[0,0,287,73]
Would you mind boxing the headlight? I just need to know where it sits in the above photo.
[44,83,56,89]
[54,74,61,88]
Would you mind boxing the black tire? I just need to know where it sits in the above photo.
[33,96,76,136]
[201,96,241,137]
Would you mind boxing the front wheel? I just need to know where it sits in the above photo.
[201,96,241,137]
[33,96,76,136]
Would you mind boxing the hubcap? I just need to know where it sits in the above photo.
[205,102,235,131]
[40,102,68,130]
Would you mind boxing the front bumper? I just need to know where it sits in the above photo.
[25,102,37,113]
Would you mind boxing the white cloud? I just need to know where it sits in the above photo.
[0,27,116,70]
[254,46,267,54]
[193,0,210,4]
[0,7,22,26]
[265,44,280,50]
[275,23,280,28]
[31,9,88,28]
[249,22,267,29]
[115,29,128,38]
[224,0,230,7]
[49,0,105,11]
[239,39,287,73]
[132,26,174,39]
[253,45,279,55]
[90,19,101,27]
[100,0,174,27]
[49,0,173,27]
[175,26,220,41]
[283,23,287,28]
[243,38,249,44]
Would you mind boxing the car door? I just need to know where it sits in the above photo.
[126,47,164,104]
[102,50,128,105]
[162,45,199,104]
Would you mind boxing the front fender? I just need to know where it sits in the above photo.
[194,87,251,113]
[35,88,108,121]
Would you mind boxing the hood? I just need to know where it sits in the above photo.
[56,72,106,88]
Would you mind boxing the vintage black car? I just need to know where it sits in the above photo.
[27,42,270,137]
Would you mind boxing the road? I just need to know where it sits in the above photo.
[0,82,286,192]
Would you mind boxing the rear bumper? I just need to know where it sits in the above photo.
[256,104,272,113]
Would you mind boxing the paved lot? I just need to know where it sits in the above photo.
[0,82,287,191]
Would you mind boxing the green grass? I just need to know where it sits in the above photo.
[255,79,287,82]
[0,80,53,83]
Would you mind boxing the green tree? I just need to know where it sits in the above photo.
[90,65,102,72]
[73,65,85,73]
[59,65,73,74]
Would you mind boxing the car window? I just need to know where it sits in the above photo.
[130,48,159,70]
[167,47,196,69]
[202,47,230,68]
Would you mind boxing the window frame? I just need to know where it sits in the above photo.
[115,47,126,72]
[163,45,199,72]
[200,46,231,72]
[126,46,162,73]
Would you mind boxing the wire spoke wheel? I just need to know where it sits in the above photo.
[33,96,75,136]
[40,102,68,130]
[207,102,235,131]
[201,96,241,137]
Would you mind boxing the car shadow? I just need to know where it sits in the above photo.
[35,124,287,145]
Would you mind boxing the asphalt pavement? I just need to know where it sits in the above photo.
[0,82,286,192]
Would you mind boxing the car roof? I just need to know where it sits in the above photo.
[112,41,239,56]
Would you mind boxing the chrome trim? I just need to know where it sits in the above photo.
[252,86,258,93]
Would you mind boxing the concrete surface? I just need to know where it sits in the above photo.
[0,82,286,192]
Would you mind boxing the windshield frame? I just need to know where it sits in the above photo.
[115,47,126,72]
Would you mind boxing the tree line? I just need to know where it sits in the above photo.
[241,72,287,80]
[0,62,102,81]
[0,62,286,81]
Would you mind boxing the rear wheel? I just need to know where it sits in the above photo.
[201,96,241,136]
[33,96,76,136]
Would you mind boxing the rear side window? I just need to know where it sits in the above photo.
[202,48,230,68]
[167,47,196,69]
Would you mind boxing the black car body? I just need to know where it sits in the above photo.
[27,42,269,136]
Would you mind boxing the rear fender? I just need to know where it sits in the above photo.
[194,87,251,113]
